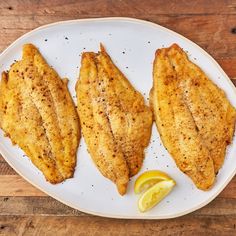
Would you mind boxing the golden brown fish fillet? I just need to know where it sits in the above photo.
[0,44,80,183]
[150,44,236,190]
[76,45,152,195]
[167,45,236,173]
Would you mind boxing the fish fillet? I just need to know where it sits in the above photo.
[76,45,152,195]
[0,44,80,183]
[150,44,236,190]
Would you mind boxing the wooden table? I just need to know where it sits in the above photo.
[0,0,236,235]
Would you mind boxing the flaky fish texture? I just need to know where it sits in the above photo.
[150,44,236,190]
[0,44,80,184]
[76,45,152,195]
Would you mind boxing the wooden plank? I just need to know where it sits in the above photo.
[0,0,235,16]
[0,163,15,175]
[218,58,236,79]
[0,196,86,216]
[0,215,236,236]
[219,176,236,198]
[0,196,84,217]
[0,176,46,196]
[0,155,5,162]
[0,196,236,217]
[0,14,236,58]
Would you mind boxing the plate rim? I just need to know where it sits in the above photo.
[0,17,236,219]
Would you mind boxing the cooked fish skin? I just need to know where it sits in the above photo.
[0,68,64,183]
[0,44,80,183]
[167,44,236,173]
[97,46,153,176]
[76,52,129,195]
[151,46,215,190]
[76,46,152,195]
[23,44,80,178]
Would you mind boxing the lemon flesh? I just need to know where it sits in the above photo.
[134,170,172,194]
[138,179,175,212]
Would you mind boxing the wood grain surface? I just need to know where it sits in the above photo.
[0,0,236,235]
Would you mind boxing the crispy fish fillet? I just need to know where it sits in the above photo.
[0,44,80,183]
[167,45,236,173]
[76,45,152,195]
[150,44,236,190]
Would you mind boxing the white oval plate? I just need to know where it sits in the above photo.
[0,17,236,219]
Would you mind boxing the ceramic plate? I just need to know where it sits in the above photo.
[0,17,235,219]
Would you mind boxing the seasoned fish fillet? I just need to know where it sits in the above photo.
[0,44,80,183]
[150,44,236,190]
[76,45,152,195]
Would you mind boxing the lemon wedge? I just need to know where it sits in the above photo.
[138,179,176,212]
[134,170,172,194]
